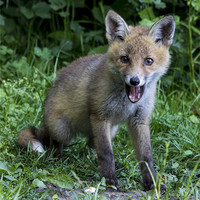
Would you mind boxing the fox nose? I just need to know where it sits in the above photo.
[130,77,140,86]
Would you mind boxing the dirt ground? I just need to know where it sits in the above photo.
[37,182,199,200]
[36,182,146,199]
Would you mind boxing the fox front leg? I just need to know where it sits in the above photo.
[127,118,156,191]
[90,115,118,186]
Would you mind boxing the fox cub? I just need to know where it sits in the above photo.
[18,10,175,190]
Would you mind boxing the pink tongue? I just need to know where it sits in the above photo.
[129,87,140,102]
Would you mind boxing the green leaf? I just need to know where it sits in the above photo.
[183,150,193,157]
[49,0,67,11]
[172,162,179,169]
[191,0,200,12]
[59,11,69,18]
[60,40,73,51]
[85,30,104,43]
[0,45,8,55]
[0,1,4,6]
[4,175,17,182]
[4,35,16,44]
[12,56,32,77]
[31,179,46,189]
[92,7,103,23]
[0,161,11,174]
[34,47,52,60]
[0,14,5,26]
[88,45,108,55]
[166,174,178,182]
[141,0,154,3]
[4,18,15,33]
[32,2,51,19]
[154,0,166,9]
[42,174,73,189]
[189,115,200,124]
[49,31,67,41]
[174,15,180,25]
[70,21,84,34]
[0,89,6,98]
[191,26,200,35]
[20,6,34,19]
[69,0,85,8]
[52,194,59,199]
[139,18,158,27]
[139,7,155,20]
[0,26,6,37]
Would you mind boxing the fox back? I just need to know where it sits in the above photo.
[18,10,175,191]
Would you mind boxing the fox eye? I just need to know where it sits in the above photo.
[144,57,154,65]
[120,56,129,64]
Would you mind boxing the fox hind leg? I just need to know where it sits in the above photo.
[49,137,63,158]
[46,117,72,158]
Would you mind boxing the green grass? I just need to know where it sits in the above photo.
[0,0,200,199]
[0,60,200,199]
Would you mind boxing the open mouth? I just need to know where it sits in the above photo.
[125,84,145,103]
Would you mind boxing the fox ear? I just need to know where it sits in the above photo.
[105,10,130,43]
[148,16,175,47]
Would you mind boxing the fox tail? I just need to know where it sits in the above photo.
[18,127,49,153]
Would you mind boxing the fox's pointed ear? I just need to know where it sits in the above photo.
[148,16,175,48]
[105,10,130,43]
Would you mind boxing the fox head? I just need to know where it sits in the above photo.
[106,10,175,103]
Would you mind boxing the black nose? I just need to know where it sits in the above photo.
[130,77,140,86]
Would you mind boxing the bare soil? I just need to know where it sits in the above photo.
[36,182,199,200]
[36,182,146,199]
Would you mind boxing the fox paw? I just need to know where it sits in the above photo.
[143,181,154,191]
[143,182,166,194]
[105,176,118,187]
[160,185,166,195]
